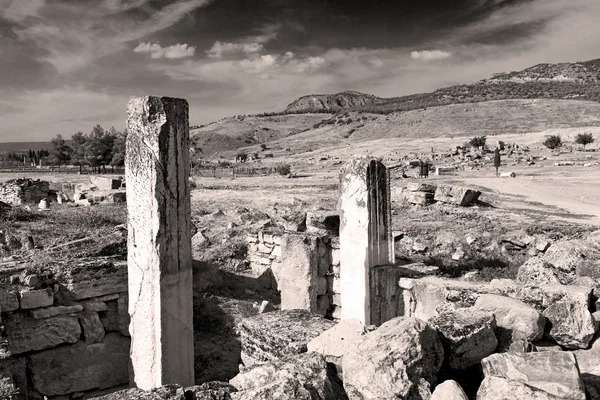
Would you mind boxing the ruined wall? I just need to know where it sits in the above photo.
[0,179,49,206]
[246,231,283,288]
[0,259,130,399]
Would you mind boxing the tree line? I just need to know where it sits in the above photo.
[45,125,127,172]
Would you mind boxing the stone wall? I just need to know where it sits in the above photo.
[245,231,282,290]
[0,259,130,399]
[0,179,49,206]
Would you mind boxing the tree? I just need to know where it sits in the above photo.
[543,135,562,150]
[110,130,127,169]
[48,134,71,170]
[575,133,594,150]
[71,132,87,173]
[469,136,487,148]
[493,148,501,176]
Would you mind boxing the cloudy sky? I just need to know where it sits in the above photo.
[0,0,598,141]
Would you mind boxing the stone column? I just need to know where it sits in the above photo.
[125,96,194,390]
[338,156,394,325]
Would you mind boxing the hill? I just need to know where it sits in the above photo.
[278,58,600,115]
[0,142,53,152]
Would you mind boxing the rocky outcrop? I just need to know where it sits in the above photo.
[95,382,237,400]
[342,317,444,399]
[238,310,335,366]
[230,352,344,400]
[478,352,586,400]
[284,91,383,114]
[429,308,498,369]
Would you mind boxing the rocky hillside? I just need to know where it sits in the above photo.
[278,58,600,115]
[283,91,385,114]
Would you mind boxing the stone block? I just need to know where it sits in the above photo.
[0,291,19,312]
[81,301,108,312]
[305,211,340,234]
[58,259,127,300]
[406,182,437,192]
[30,305,83,319]
[405,191,435,206]
[29,333,130,396]
[4,313,81,354]
[239,309,334,367]
[434,184,481,206]
[19,288,53,309]
[79,312,106,343]
[278,234,320,312]
[90,176,122,191]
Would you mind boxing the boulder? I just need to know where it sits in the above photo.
[29,333,130,396]
[542,239,600,281]
[573,334,600,399]
[230,352,343,400]
[430,380,468,400]
[19,288,53,309]
[238,310,335,367]
[433,185,481,206]
[517,257,562,285]
[4,313,81,354]
[500,171,516,178]
[79,311,106,343]
[478,352,585,400]
[474,294,545,348]
[342,317,444,400]
[429,308,498,369]
[542,298,596,349]
[307,318,367,378]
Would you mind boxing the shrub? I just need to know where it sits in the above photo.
[575,133,594,150]
[275,163,291,176]
[469,136,487,148]
[543,135,562,150]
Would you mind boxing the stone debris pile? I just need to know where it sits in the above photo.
[396,182,482,207]
[0,178,49,206]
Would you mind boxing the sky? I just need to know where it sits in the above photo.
[0,0,599,141]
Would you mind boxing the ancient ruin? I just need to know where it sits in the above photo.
[125,96,195,390]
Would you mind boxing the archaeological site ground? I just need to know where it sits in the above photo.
[1,60,600,400]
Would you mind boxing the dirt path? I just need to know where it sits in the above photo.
[459,172,600,226]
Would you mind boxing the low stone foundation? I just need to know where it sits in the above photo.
[0,179,49,206]
[0,259,130,399]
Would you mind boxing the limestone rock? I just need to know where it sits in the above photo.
[429,308,498,369]
[79,311,106,343]
[479,352,585,400]
[29,333,130,396]
[56,259,127,300]
[433,185,481,206]
[342,317,444,400]
[517,257,561,285]
[4,313,81,354]
[478,376,578,400]
[277,234,319,312]
[430,380,468,400]
[90,176,123,190]
[405,191,435,206]
[542,239,600,281]
[30,304,83,319]
[474,294,545,345]
[19,288,53,309]
[573,334,600,399]
[0,291,19,312]
[230,352,342,400]
[239,310,335,367]
[542,298,596,349]
[307,318,366,379]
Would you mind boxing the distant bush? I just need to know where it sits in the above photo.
[543,135,562,150]
[275,164,291,176]
[575,133,594,150]
[469,136,487,148]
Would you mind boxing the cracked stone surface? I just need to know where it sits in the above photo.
[126,96,194,390]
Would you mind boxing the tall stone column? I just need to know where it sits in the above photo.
[125,96,194,390]
[338,156,394,325]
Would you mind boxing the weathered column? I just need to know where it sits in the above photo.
[125,96,194,390]
[338,156,394,325]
